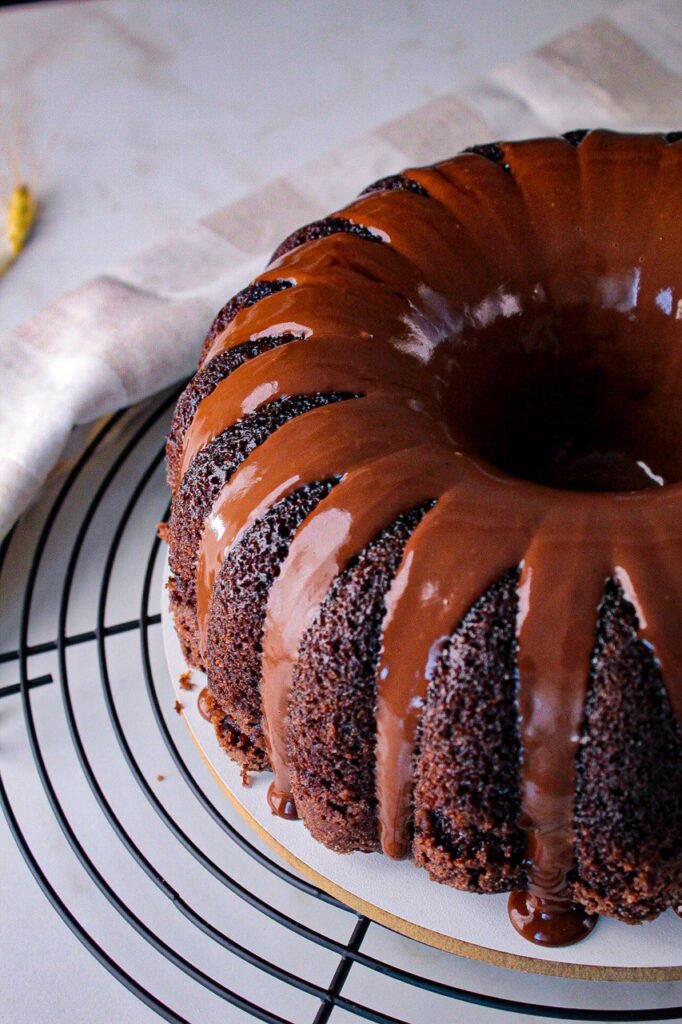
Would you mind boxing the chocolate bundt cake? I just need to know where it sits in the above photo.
[165,129,682,947]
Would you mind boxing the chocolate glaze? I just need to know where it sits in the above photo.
[508,891,597,946]
[200,279,293,361]
[267,783,298,819]
[183,131,682,945]
[197,686,212,722]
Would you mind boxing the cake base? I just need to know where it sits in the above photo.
[161,558,682,982]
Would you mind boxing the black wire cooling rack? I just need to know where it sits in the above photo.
[1,388,681,1024]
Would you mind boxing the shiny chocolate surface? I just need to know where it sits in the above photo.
[184,131,682,944]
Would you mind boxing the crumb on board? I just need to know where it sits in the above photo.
[156,774,165,782]
[178,670,194,691]
[241,766,251,787]
[156,521,170,543]
[174,699,184,714]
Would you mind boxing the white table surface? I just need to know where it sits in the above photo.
[0,0,618,340]
[11,2,681,1023]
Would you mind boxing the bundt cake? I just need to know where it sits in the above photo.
[164,129,682,947]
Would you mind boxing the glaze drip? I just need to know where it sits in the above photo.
[197,686,212,722]
[267,784,298,820]
[507,891,598,946]
[181,131,682,945]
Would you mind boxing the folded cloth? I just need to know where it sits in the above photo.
[0,0,679,537]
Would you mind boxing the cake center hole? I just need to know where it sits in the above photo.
[444,301,682,492]
[484,370,670,492]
